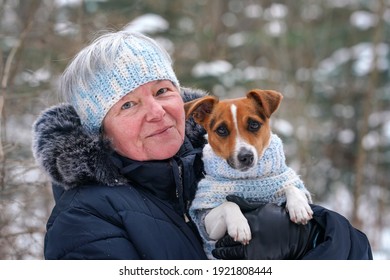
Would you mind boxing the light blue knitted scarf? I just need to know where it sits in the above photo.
[189,133,311,259]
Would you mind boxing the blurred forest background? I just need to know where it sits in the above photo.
[0,0,389,259]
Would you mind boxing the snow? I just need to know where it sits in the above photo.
[337,129,355,144]
[273,119,294,137]
[264,20,287,37]
[244,4,263,18]
[350,11,378,30]
[191,60,233,78]
[123,14,169,34]
[315,42,389,78]
[227,32,248,48]
[264,3,288,19]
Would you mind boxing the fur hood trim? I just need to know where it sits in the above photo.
[32,87,207,190]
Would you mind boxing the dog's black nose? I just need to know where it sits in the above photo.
[238,152,254,166]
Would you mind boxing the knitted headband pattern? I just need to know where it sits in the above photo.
[67,32,179,134]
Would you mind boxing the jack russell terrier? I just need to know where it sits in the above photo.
[186,89,313,259]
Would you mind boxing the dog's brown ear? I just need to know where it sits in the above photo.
[184,96,218,125]
[246,89,283,118]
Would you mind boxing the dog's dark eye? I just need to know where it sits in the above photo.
[248,119,261,132]
[215,125,229,137]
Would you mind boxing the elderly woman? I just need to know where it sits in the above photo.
[32,31,372,260]
[33,32,207,259]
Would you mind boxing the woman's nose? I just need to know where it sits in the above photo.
[144,97,165,121]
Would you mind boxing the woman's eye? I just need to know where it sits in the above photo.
[121,101,135,110]
[156,88,168,96]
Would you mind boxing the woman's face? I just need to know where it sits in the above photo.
[103,80,185,161]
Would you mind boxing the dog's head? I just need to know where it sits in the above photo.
[185,89,282,171]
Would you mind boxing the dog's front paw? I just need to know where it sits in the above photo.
[226,213,252,245]
[286,200,313,224]
[284,186,313,224]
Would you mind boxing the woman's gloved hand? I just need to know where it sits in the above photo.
[212,195,319,260]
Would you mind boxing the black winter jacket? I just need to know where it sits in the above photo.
[303,205,373,259]
[33,88,208,260]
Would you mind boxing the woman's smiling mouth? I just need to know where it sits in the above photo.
[147,126,173,138]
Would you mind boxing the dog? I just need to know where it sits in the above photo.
[186,89,313,258]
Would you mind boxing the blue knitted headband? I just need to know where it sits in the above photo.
[64,32,179,134]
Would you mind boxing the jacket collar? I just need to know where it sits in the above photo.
[111,137,202,214]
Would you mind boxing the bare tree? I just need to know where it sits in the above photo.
[0,0,51,259]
